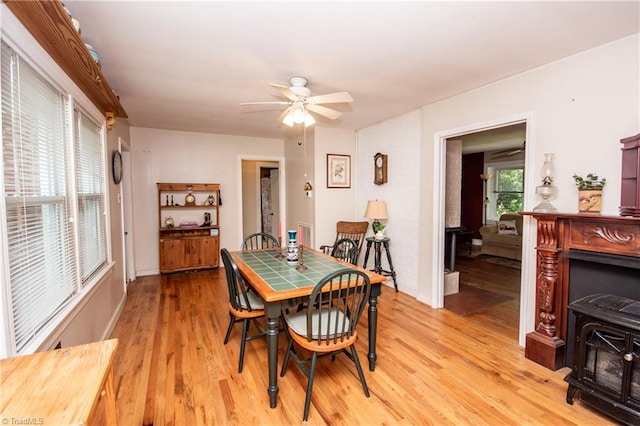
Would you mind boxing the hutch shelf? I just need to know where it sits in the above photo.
[157,183,220,273]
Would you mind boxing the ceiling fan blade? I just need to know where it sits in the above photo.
[269,84,298,101]
[491,149,523,159]
[240,101,291,106]
[306,104,342,120]
[307,91,353,105]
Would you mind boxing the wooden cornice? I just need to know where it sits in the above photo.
[3,0,128,121]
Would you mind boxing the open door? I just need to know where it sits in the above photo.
[120,140,136,284]
[269,168,280,237]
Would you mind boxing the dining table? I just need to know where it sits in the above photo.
[230,247,386,409]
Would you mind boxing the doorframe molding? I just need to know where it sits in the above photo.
[118,136,135,289]
[432,112,536,347]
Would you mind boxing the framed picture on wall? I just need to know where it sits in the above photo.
[327,154,351,188]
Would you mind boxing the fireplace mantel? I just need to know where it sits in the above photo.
[521,212,640,370]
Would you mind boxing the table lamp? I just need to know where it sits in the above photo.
[364,200,388,239]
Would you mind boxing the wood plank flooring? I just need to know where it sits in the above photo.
[94,259,615,425]
[449,252,521,329]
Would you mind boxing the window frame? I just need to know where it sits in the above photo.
[0,7,114,357]
[485,160,525,222]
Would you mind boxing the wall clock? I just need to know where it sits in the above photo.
[374,152,388,185]
[112,150,122,184]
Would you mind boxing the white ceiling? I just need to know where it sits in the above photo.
[64,1,639,140]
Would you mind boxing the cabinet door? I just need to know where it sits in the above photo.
[160,235,219,272]
[160,239,183,271]
[188,237,218,268]
[209,236,219,267]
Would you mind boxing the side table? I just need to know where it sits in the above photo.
[363,237,398,292]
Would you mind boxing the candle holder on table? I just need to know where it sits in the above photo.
[275,236,285,259]
[296,245,307,271]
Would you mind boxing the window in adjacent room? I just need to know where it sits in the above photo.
[493,166,524,217]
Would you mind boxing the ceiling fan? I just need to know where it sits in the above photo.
[240,76,353,127]
[490,142,526,159]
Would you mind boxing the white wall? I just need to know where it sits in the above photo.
[129,127,283,275]
[314,128,358,250]
[283,129,315,246]
[416,34,638,341]
[356,110,423,295]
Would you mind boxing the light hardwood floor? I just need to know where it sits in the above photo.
[451,252,522,328]
[95,262,614,425]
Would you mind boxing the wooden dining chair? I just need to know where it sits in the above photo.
[330,238,359,265]
[220,248,266,373]
[280,268,371,421]
[320,221,369,257]
[241,232,279,250]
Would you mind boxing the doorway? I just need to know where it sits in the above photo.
[259,166,279,236]
[239,158,284,245]
[434,115,535,347]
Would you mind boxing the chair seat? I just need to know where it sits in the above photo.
[285,308,350,340]
[241,290,264,310]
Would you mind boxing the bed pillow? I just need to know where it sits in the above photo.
[497,220,518,235]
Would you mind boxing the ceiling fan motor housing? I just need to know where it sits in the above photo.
[289,76,311,97]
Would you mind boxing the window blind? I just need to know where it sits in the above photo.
[74,110,107,284]
[1,40,109,353]
[2,42,77,351]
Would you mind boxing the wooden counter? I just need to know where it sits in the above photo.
[1,339,118,425]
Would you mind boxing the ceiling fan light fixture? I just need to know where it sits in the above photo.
[282,107,315,128]
[292,108,305,124]
[282,113,295,127]
[303,111,315,127]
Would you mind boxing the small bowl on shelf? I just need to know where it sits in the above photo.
[84,44,101,68]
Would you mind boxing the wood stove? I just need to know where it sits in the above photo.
[565,293,640,425]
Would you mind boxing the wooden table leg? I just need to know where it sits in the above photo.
[266,304,281,408]
[103,365,118,425]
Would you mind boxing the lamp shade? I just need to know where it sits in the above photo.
[364,200,388,220]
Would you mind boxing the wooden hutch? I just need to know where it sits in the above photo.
[157,183,221,273]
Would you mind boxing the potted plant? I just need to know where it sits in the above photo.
[573,173,606,213]
[372,221,386,240]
